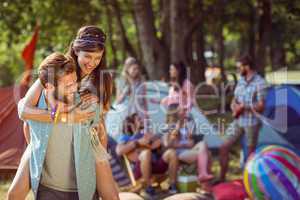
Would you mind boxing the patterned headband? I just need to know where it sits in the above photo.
[74,39,105,46]
[74,34,106,46]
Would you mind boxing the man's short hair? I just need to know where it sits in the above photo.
[238,54,254,70]
[38,52,76,88]
[122,113,138,135]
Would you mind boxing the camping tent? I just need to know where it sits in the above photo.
[0,84,27,169]
[105,81,225,148]
[106,82,300,151]
[257,84,300,150]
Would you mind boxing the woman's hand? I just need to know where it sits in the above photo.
[90,123,108,148]
[58,101,77,113]
[61,107,95,123]
[80,93,99,108]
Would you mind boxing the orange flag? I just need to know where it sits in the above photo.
[22,25,39,70]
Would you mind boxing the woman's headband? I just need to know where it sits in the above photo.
[74,34,106,46]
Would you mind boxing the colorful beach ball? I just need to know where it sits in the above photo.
[243,145,300,200]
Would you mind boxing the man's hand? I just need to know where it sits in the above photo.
[151,138,161,149]
[137,134,151,147]
[170,129,179,141]
[232,102,245,118]
[182,140,194,148]
[236,103,245,113]
[252,100,265,114]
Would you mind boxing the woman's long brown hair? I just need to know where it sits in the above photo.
[66,25,112,112]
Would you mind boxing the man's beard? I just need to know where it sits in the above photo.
[240,70,247,77]
[135,122,144,133]
[65,93,75,104]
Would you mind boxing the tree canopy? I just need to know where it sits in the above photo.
[0,0,299,86]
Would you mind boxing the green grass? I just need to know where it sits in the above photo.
[0,180,10,200]
[0,96,239,199]
[0,180,34,200]
[266,70,300,84]
[208,112,243,181]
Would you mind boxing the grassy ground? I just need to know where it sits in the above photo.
[266,70,300,84]
[1,70,298,199]
[0,157,242,200]
[0,113,241,200]
[0,178,34,200]
[0,180,10,200]
[0,89,241,199]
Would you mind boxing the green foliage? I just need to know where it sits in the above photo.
[0,0,299,86]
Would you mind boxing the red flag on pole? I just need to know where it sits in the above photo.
[22,25,39,71]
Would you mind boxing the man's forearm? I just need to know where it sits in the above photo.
[18,99,52,122]
[183,140,194,148]
[116,142,137,156]
[244,100,264,114]
[163,134,175,148]
[166,139,180,149]
[150,139,161,149]
[21,110,53,122]
[255,99,265,113]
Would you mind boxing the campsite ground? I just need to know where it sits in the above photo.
[2,69,298,199]
[0,112,242,200]
[0,153,242,200]
[0,180,10,200]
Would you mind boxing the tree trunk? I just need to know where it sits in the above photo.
[194,26,207,83]
[124,0,146,75]
[256,0,272,76]
[270,21,286,70]
[216,0,226,82]
[191,0,206,83]
[103,1,118,69]
[109,0,137,59]
[183,0,207,81]
[133,0,168,80]
[124,0,143,61]
[170,0,188,63]
[160,0,171,54]
[270,45,286,70]
[248,1,256,62]
[270,41,286,70]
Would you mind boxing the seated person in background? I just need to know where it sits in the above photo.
[116,113,178,197]
[163,112,214,183]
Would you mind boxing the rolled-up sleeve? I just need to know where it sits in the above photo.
[256,79,267,101]
[117,135,130,144]
[17,98,25,120]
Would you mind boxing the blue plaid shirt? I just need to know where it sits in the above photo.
[234,73,267,127]
[19,92,100,200]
